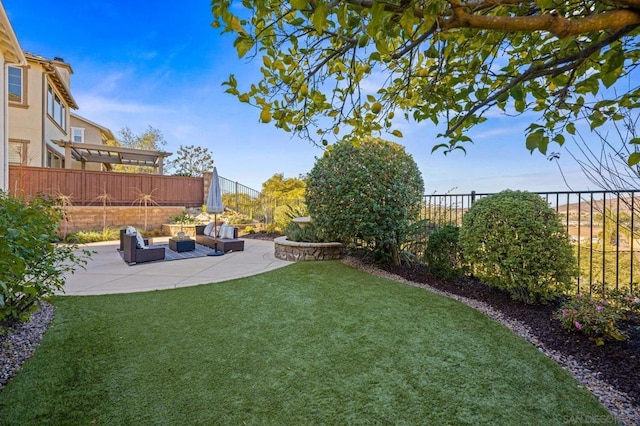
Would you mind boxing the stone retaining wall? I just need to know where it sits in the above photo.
[61,206,186,234]
[274,236,344,261]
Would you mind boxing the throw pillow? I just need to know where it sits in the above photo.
[203,222,215,237]
[219,225,234,239]
[135,232,146,249]
[125,226,137,235]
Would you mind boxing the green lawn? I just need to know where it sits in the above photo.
[0,261,612,425]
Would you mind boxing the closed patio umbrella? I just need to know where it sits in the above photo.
[206,167,225,256]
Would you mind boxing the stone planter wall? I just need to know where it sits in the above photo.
[274,236,344,261]
[162,224,199,237]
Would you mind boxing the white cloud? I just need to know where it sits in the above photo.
[75,94,174,116]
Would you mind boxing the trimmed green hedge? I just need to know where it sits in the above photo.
[459,190,576,304]
[306,139,424,265]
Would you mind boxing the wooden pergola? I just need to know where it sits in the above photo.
[53,140,172,174]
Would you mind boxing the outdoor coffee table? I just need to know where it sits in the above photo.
[169,237,196,253]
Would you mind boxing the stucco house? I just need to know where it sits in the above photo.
[7,52,170,174]
[7,52,86,169]
[0,0,25,191]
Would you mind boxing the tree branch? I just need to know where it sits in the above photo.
[445,9,640,38]
[444,25,636,136]
[345,0,640,38]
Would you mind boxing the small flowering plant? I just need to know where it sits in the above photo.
[609,289,640,325]
[554,293,626,346]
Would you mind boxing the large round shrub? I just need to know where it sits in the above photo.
[306,139,424,265]
[458,190,576,304]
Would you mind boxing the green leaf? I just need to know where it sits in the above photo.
[601,68,621,88]
[575,77,599,95]
[290,0,308,10]
[510,85,524,103]
[629,137,640,145]
[566,122,576,135]
[537,0,555,10]
[391,129,403,138]
[526,130,545,153]
[628,152,640,167]
[431,143,449,153]
[234,37,254,58]
[312,2,328,34]
[589,110,606,130]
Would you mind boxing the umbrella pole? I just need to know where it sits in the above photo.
[208,212,224,256]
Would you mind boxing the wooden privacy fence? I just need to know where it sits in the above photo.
[9,166,203,207]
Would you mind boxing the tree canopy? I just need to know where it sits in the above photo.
[108,126,168,173]
[261,173,307,199]
[168,145,216,177]
[212,0,640,162]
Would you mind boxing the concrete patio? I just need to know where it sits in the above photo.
[60,237,293,296]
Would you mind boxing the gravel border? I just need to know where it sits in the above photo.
[342,256,640,426]
[0,302,55,392]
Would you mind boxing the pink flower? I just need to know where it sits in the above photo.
[576,294,582,299]
[561,309,568,317]
[596,305,603,312]
[574,322,583,330]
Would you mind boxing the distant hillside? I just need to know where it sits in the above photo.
[557,196,637,215]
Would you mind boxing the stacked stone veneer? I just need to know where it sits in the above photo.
[61,206,186,234]
[274,236,344,261]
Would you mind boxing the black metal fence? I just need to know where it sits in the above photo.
[423,190,639,295]
[218,176,305,227]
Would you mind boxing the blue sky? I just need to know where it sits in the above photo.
[3,0,606,193]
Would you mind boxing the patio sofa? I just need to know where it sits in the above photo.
[122,234,165,265]
[195,224,244,253]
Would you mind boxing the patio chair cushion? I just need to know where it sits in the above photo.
[124,226,146,248]
[203,222,215,237]
[204,221,226,237]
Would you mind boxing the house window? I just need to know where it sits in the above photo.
[8,140,29,165]
[71,127,85,143]
[47,84,67,131]
[8,66,24,104]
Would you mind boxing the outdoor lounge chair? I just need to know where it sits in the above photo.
[122,234,165,265]
[119,228,149,251]
[195,224,244,253]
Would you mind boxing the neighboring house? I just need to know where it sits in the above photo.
[0,1,26,191]
[68,113,117,171]
[7,52,81,170]
[7,53,171,173]
[71,113,117,146]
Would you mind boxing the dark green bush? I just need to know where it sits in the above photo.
[458,190,576,304]
[283,222,323,243]
[424,225,465,280]
[0,192,91,324]
[306,139,424,265]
